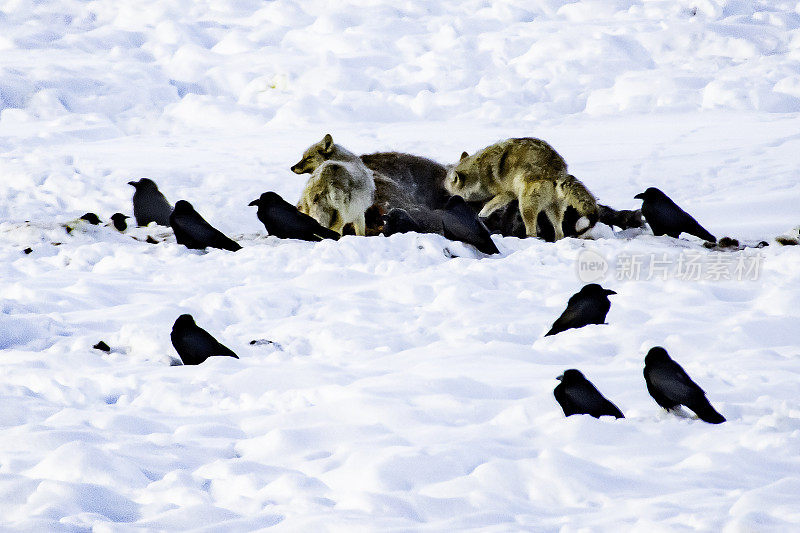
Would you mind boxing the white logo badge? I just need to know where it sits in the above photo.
[576,249,608,283]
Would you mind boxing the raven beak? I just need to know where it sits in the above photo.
[248,200,259,207]
[634,193,645,199]
[556,374,564,381]
[605,289,617,295]
[127,181,137,186]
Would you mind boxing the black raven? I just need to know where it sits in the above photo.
[248,192,340,241]
[171,314,239,366]
[635,187,716,242]
[554,369,624,419]
[128,178,173,227]
[643,347,725,424]
[545,284,616,336]
[169,200,241,251]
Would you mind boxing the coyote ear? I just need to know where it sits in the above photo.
[460,151,469,161]
[322,133,334,153]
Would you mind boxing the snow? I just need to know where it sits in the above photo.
[1,0,800,530]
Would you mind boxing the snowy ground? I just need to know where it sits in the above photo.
[1,0,800,531]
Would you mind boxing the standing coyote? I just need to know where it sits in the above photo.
[292,134,375,236]
[445,138,597,240]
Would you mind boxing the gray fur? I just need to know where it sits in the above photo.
[597,205,644,230]
[445,138,571,239]
[294,134,375,236]
[360,152,450,210]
